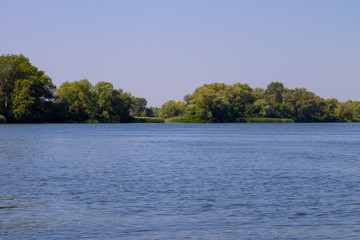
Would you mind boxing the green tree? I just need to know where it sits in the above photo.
[0,54,55,122]
[254,99,271,117]
[150,107,160,117]
[187,83,230,122]
[293,88,325,122]
[186,83,255,122]
[159,100,186,119]
[354,101,360,120]
[114,90,134,122]
[335,100,360,122]
[93,81,115,119]
[183,94,191,105]
[56,79,133,122]
[130,97,147,117]
[0,54,22,117]
[252,87,265,101]
[322,98,339,122]
[142,108,154,117]
[11,80,35,121]
[0,114,5,123]
[56,79,95,122]
[270,103,294,118]
[264,82,284,106]
[92,81,132,121]
[228,83,255,120]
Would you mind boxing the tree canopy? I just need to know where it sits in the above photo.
[56,79,133,122]
[0,54,136,123]
[0,54,55,122]
[173,82,360,123]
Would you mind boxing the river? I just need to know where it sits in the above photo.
[1,123,360,239]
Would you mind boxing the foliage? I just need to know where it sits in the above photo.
[56,79,95,122]
[130,97,147,117]
[56,79,133,122]
[150,107,160,117]
[167,81,359,123]
[159,100,186,119]
[2,54,360,124]
[335,100,360,122]
[321,98,339,122]
[0,54,56,122]
[254,99,271,117]
[264,82,284,105]
[184,83,257,122]
[0,114,6,123]
[93,81,132,122]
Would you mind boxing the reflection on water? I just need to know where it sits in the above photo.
[1,123,360,239]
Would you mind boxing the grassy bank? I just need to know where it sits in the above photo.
[133,116,294,123]
[85,117,166,123]
[240,118,294,123]
[164,116,207,123]
[83,118,119,123]
[134,117,165,123]
[0,115,324,124]
[164,116,294,123]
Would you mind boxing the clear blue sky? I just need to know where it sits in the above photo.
[1,0,359,106]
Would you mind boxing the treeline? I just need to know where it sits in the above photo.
[160,82,360,122]
[0,54,156,123]
[1,54,359,123]
[159,82,360,122]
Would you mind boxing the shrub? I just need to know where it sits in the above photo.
[0,115,6,123]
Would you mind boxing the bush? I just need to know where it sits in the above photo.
[0,115,6,123]
[83,119,101,123]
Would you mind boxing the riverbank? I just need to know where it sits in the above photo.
[3,114,359,124]
[135,117,295,123]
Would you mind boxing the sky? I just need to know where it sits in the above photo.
[1,0,359,107]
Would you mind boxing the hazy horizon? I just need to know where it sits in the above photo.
[1,0,359,107]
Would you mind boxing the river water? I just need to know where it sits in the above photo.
[1,123,360,239]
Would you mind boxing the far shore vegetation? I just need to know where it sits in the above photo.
[1,54,360,124]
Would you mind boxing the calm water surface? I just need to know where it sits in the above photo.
[1,123,360,239]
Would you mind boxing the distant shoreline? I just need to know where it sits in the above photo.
[3,117,360,124]
[1,54,359,124]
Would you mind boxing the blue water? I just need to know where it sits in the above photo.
[1,123,360,239]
